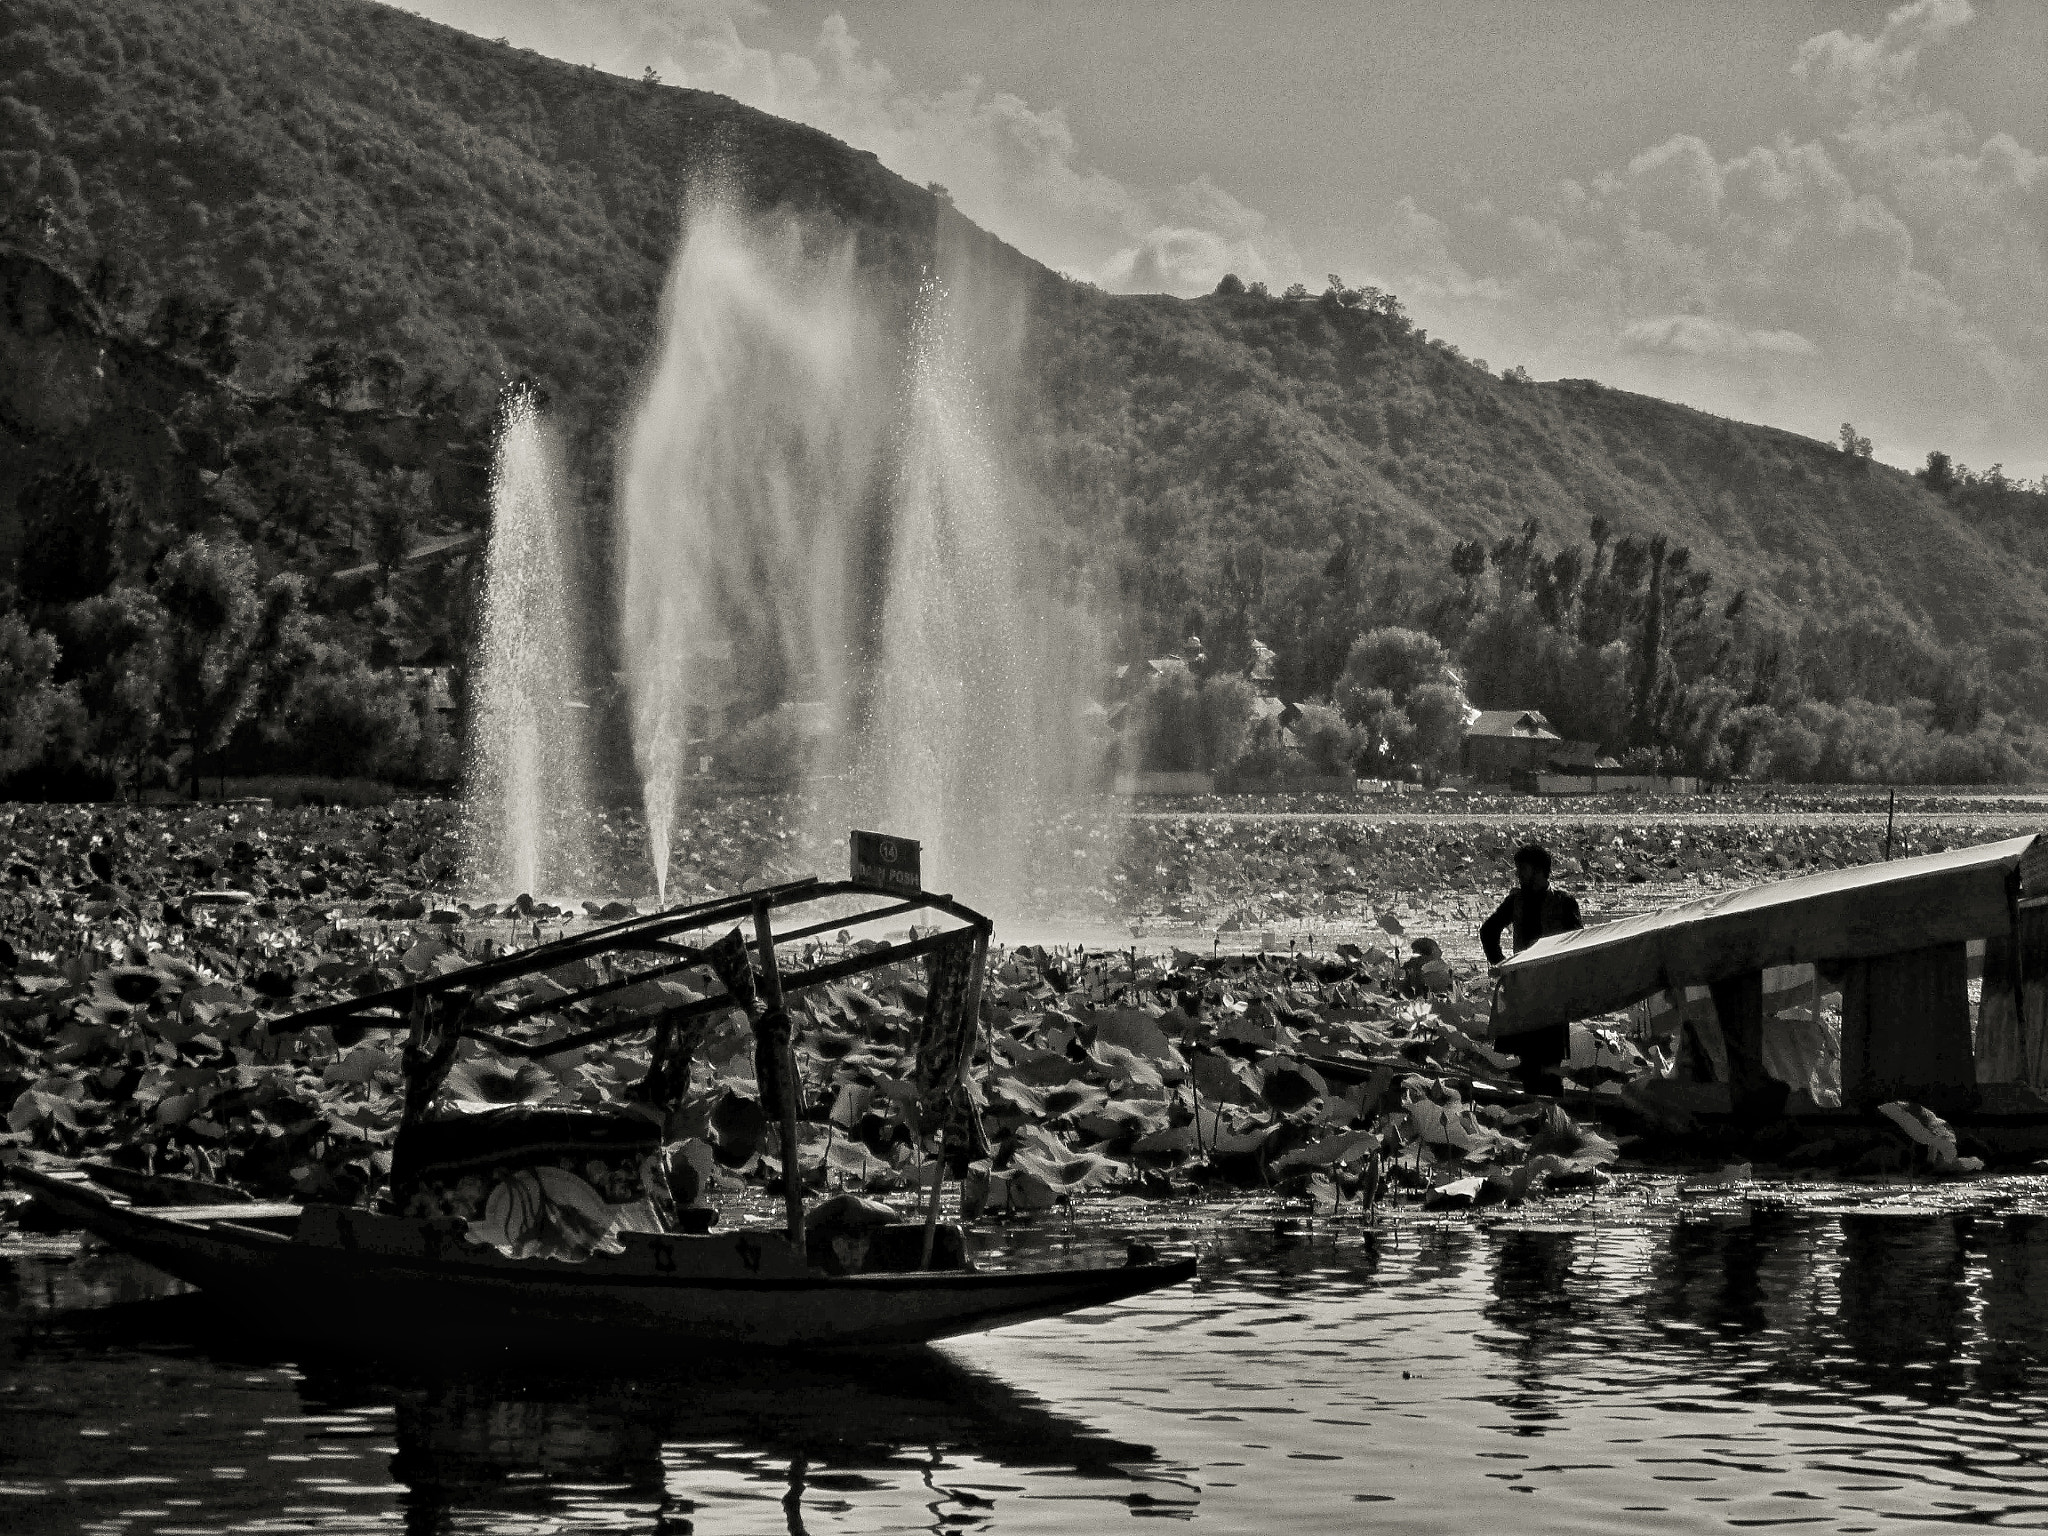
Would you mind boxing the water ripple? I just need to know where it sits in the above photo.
[6,1203,2048,1531]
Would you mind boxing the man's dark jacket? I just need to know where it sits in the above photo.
[1479,886,1583,967]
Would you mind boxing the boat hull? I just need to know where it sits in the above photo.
[8,1164,1195,1350]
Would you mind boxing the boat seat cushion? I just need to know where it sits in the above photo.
[393,1108,673,1227]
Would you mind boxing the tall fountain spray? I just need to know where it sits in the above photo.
[467,390,591,896]
[847,280,1050,905]
[617,198,1101,917]
[616,202,879,903]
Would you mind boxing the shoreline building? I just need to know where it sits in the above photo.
[1461,709,1601,783]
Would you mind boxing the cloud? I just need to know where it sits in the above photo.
[1618,316,1819,359]
[1099,175,1292,292]
[410,1,2036,472]
[1342,0,2044,476]
[412,1,1295,295]
[1790,0,1975,111]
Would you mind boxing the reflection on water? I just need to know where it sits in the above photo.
[6,1204,2048,1532]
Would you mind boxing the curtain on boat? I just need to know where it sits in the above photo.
[913,932,986,1137]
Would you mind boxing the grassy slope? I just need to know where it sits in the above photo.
[3,0,2036,671]
[1027,283,2035,644]
[2,0,941,413]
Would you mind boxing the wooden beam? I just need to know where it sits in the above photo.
[1707,971,1788,1122]
[1840,942,1977,1115]
[754,896,803,1251]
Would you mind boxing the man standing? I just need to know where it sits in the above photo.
[1480,844,1582,1093]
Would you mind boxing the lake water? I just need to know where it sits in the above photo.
[5,1186,2048,1533]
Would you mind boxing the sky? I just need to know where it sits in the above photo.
[404,0,2047,478]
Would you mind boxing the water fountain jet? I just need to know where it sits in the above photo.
[617,198,1103,918]
[617,202,882,904]
[466,389,592,896]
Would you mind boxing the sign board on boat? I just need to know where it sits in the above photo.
[850,830,922,896]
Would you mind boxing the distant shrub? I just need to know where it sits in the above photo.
[274,650,423,779]
[1337,628,1460,713]
[1289,702,1365,775]
[1129,671,1255,772]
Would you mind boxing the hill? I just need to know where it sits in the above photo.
[2,0,2045,786]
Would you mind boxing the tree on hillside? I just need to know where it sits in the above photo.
[1449,539,1488,600]
[1838,423,1873,462]
[1487,517,1544,596]
[1322,275,1370,309]
[56,587,167,792]
[358,350,407,409]
[298,340,365,409]
[1213,273,1245,296]
[149,291,207,354]
[1202,543,1265,676]
[84,252,135,314]
[153,535,305,792]
[1337,627,1459,713]
[1919,450,1957,492]
[1335,628,1471,776]
[1346,686,1411,773]
[0,614,81,779]
[197,300,239,375]
[1405,681,1467,770]
[1128,671,1255,773]
[272,644,423,779]
[1631,535,1668,747]
[1289,702,1367,776]
[368,467,431,585]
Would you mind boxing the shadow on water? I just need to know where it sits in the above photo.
[305,1350,1158,1535]
[2,1270,1161,1534]
[1472,1207,2048,1406]
[10,1206,2048,1530]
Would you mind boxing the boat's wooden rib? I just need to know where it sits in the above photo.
[6,1161,1196,1350]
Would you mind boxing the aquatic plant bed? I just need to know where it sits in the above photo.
[2,797,2035,1215]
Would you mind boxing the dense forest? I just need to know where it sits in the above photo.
[2,0,2045,791]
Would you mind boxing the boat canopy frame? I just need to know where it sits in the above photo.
[268,877,991,1052]
[264,876,995,1254]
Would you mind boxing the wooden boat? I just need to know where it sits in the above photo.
[5,866,1195,1348]
[1491,833,2048,1152]
[5,1159,1189,1349]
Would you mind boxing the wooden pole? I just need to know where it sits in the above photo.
[921,931,988,1269]
[1885,787,1897,860]
[918,1119,947,1268]
[753,897,803,1251]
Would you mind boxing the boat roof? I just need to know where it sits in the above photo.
[268,877,991,1060]
[1494,833,2043,1031]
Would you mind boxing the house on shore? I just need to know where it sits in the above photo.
[1461,709,1601,782]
